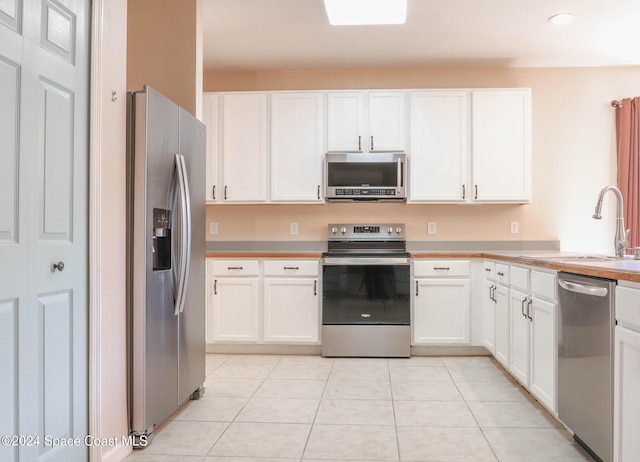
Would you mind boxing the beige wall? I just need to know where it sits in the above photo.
[204,66,640,253]
[127,0,201,115]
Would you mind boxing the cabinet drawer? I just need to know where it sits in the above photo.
[483,261,496,281]
[495,263,510,285]
[210,260,259,276]
[414,260,470,277]
[531,270,556,301]
[616,286,640,331]
[264,260,319,277]
[510,266,529,292]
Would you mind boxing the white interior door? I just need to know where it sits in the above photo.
[0,0,89,461]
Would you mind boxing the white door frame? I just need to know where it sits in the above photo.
[89,1,130,461]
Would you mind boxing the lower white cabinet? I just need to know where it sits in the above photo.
[494,283,510,368]
[207,258,320,345]
[207,260,260,342]
[614,284,640,461]
[509,287,530,385]
[413,260,470,344]
[530,296,556,411]
[263,260,320,343]
[482,278,496,354]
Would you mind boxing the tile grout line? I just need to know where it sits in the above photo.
[389,358,403,462]
[444,360,502,462]
[204,354,282,459]
[298,356,335,462]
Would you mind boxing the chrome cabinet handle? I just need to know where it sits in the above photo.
[497,272,504,276]
[475,185,478,200]
[490,285,496,302]
[214,279,217,295]
[212,185,216,200]
[415,281,419,296]
[462,184,466,199]
[52,261,65,272]
[521,298,527,318]
[227,266,243,270]
[314,280,317,296]
[370,135,374,151]
[283,266,299,270]
[434,267,450,270]
[484,268,491,272]
[224,185,228,200]
[527,300,533,320]
[317,185,320,200]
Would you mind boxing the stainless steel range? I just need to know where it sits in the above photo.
[322,224,411,357]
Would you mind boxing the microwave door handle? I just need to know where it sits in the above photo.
[397,158,404,187]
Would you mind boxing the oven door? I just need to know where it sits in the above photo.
[322,258,410,326]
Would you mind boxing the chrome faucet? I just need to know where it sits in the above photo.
[593,185,630,257]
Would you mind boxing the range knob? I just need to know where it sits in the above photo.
[331,227,338,234]
[340,227,347,234]
[387,227,393,234]
[396,227,402,234]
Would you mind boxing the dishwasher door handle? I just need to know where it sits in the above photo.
[559,279,609,297]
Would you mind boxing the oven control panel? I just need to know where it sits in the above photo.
[327,223,406,240]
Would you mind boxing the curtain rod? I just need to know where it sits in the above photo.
[611,100,623,108]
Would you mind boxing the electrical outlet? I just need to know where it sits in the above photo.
[290,222,299,235]
[209,222,218,235]
[510,221,519,234]
[428,222,437,235]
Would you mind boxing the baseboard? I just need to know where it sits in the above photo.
[100,444,132,462]
[205,343,489,357]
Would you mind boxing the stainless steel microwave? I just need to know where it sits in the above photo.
[324,152,407,201]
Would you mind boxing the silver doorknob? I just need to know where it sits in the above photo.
[52,261,65,272]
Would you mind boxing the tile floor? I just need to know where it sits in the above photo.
[124,354,594,462]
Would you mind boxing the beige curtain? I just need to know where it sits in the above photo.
[616,97,640,249]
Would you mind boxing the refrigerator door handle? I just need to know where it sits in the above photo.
[178,154,191,314]
[172,154,189,316]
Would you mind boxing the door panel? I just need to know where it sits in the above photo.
[0,299,18,462]
[39,79,73,240]
[0,56,19,243]
[0,0,22,31]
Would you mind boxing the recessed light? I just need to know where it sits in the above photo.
[323,0,407,26]
[548,13,576,25]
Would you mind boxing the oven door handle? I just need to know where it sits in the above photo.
[323,257,410,265]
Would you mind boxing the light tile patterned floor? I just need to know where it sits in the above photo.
[124,354,594,462]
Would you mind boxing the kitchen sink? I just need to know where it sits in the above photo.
[544,255,629,263]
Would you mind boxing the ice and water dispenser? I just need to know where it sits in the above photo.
[152,208,171,270]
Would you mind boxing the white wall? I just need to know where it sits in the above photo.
[204,66,640,254]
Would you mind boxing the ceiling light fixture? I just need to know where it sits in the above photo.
[323,0,407,26]
[548,13,576,25]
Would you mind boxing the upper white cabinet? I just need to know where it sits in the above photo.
[471,89,532,203]
[327,91,405,152]
[270,92,324,203]
[202,93,219,203]
[409,91,469,202]
[221,93,268,202]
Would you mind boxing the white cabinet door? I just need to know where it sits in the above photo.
[222,93,267,202]
[327,92,365,151]
[509,288,530,386]
[203,93,219,202]
[211,278,259,342]
[409,91,468,202]
[270,93,324,202]
[369,91,405,152]
[483,279,496,354]
[263,278,319,343]
[530,297,556,412]
[472,89,532,203]
[327,91,405,152]
[614,325,640,462]
[413,278,470,344]
[494,284,510,368]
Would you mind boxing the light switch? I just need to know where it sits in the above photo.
[290,222,299,235]
[209,222,218,235]
[428,222,437,235]
[510,221,519,234]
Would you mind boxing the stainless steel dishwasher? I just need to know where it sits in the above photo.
[558,272,616,462]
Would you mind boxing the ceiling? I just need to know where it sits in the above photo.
[203,0,640,71]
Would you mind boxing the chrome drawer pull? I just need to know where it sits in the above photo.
[227,266,243,270]
[283,266,300,270]
[434,267,450,270]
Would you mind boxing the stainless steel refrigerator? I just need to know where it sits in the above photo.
[126,85,206,447]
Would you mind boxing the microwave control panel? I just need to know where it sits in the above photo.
[334,188,397,196]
